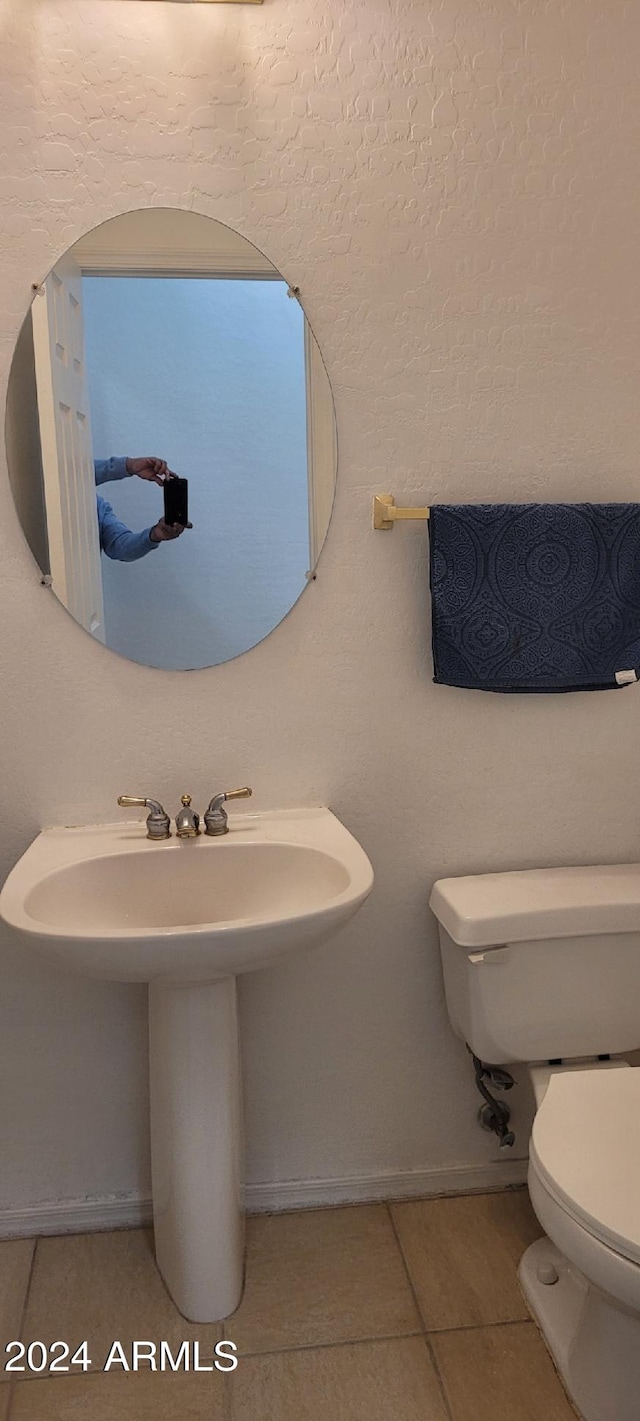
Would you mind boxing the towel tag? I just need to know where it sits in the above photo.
[615,669,638,685]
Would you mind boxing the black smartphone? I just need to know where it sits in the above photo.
[164,477,188,527]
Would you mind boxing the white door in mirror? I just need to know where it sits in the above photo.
[32,257,105,641]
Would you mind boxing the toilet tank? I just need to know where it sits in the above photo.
[429,864,640,1064]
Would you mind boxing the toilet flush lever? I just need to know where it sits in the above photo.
[468,947,511,965]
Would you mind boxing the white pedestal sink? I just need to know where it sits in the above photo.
[0,808,374,1321]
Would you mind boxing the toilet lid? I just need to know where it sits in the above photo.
[530,1068,640,1265]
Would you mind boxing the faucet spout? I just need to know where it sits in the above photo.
[175,794,200,838]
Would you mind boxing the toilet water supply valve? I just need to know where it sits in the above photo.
[469,1050,516,1148]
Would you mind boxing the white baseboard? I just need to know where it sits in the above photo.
[0,1192,154,1239]
[0,1158,528,1240]
[245,1157,529,1212]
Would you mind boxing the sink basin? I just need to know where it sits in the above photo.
[1,809,372,982]
[0,806,374,1323]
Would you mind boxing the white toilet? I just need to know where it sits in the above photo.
[429,863,640,1421]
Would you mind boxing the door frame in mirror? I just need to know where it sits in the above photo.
[69,211,336,581]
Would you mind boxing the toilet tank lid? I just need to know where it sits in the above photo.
[429,863,640,947]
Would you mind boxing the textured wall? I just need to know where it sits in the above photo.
[1,0,640,1214]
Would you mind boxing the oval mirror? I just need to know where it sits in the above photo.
[5,209,337,670]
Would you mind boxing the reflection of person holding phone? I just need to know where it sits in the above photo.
[94,455,192,562]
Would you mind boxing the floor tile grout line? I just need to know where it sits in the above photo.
[385,1203,455,1421]
[8,1363,232,1389]
[234,1314,536,1359]
[383,1201,430,1334]
[17,1239,38,1333]
[420,1332,455,1421]
[8,1358,234,1385]
[6,1237,39,1420]
[235,1329,426,1362]
[426,1317,534,1336]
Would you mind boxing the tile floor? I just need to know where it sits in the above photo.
[0,1189,577,1420]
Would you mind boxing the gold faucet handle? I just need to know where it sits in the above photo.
[203,787,252,836]
[117,795,171,840]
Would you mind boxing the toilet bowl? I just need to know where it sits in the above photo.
[518,1063,640,1421]
[428,861,640,1421]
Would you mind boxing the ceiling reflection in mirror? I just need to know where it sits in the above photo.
[5,209,337,670]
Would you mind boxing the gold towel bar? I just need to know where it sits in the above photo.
[372,494,430,530]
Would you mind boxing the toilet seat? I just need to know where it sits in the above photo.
[530,1067,640,1265]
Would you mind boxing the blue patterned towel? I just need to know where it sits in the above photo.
[429,504,640,692]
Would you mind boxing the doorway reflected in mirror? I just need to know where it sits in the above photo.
[5,209,337,670]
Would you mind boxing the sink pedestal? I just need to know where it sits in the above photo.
[148,976,244,1322]
[0,811,374,1323]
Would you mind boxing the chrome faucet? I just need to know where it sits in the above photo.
[117,795,171,840]
[118,788,252,841]
[175,794,200,838]
[204,787,252,836]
